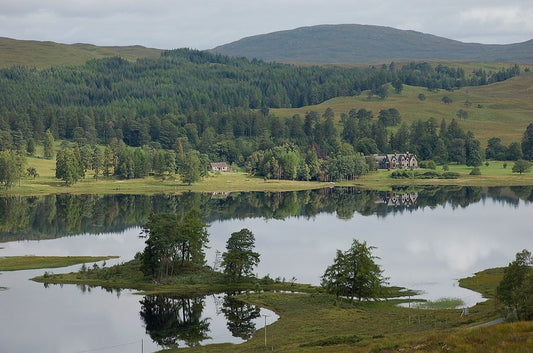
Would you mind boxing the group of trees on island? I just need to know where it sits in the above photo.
[139,209,387,303]
[139,209,261,284]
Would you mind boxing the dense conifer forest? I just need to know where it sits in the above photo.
[0,49,524,184]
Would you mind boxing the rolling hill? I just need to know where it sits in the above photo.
[272,71,533,146]
[0,37,162,68]
[211,24,533,64]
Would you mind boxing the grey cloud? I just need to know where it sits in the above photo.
[0,0,531,49]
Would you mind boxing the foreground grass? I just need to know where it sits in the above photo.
[166,267,526,353]
[0,255,118,271]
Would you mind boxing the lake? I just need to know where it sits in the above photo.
[0,186,532,352]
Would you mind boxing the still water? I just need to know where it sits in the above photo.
[0,186,532,352]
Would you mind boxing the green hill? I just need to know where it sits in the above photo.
[0,37,162,68]
[273,71,533,146]
[211,24,533,64]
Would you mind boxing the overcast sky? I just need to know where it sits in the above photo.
[1,0,532,50]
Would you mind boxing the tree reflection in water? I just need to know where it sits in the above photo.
[139,293,264,348]
[221,293,261,340]
[139,295,210,348]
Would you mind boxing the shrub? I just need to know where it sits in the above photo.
[418,171,441,179]
[442,172,460,179]
[470,167,481,175]
[419,160,436,169]
[391,170,411,179]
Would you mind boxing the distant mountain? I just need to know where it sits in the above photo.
[211,24,533,64]
[0,37,162,68]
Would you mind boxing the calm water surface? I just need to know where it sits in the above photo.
[0,187,532,352]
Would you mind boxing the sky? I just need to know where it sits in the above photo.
[1,0,532,50]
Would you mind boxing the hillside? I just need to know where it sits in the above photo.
[272,71,533,146]
[0,37,162,68]
[211,24,533,64]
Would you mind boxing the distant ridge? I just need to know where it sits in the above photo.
[211,24,533,64]
[0,37,162,68]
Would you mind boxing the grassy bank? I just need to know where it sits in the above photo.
[4,155,533,197]
[0,255,118,271]
[31,260,322,296]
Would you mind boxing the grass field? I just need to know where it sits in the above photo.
[273,71,533,147]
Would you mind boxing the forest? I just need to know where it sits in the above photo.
[0,49,526,184]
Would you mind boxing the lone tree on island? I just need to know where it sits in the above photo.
[222,228,260,282]
[321,239,386,303]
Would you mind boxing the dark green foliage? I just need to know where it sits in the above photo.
[42,129,54,159]
[390,170,413,179]
[321,239,386,303]
[419,160,436,169]
[496,250,533,321]
[378,108,401,127]
[512,160,532,175]
[470,167,481,175]
[0,49,518,155]
[0,150,25,188]
[522,123,533,160]
[55,148,84,185]
[456,109,469,120]
[465,136,484,167]
[486,137,508,160]
[140,210,209,281]
[441,96,453,104]
[222,228,260,282]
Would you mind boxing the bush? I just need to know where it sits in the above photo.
[391,170,411,179]
[418,171,441,179]
[470,167,481,175]
[419,160,436,169]
[442,172,460,179]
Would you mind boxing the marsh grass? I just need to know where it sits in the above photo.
[0,255,118,271]
[414,297,465,310]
